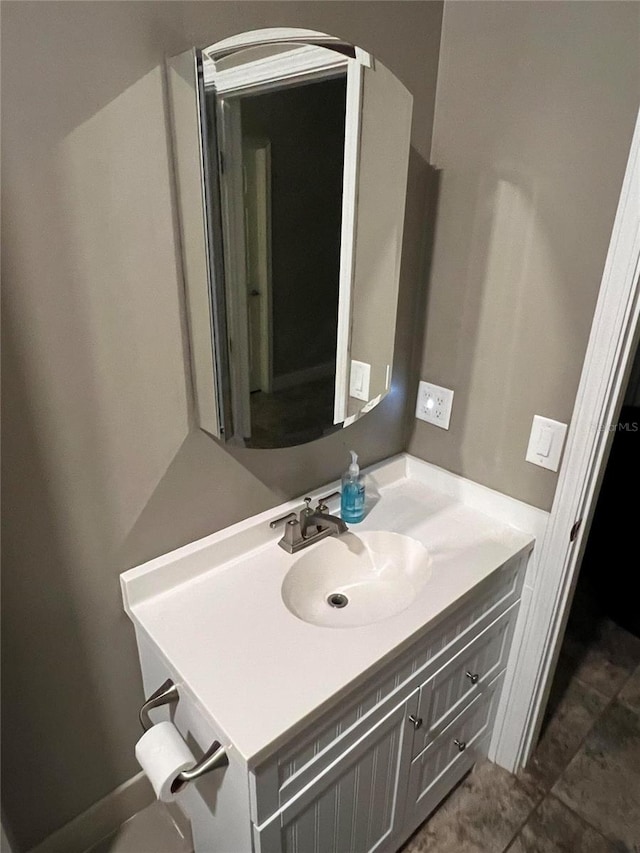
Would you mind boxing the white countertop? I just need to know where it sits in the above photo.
[121,454,542,767]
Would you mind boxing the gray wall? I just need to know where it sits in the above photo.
[408,0,640,510]
[0,2,442,849]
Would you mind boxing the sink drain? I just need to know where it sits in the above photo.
[327,592,349,609]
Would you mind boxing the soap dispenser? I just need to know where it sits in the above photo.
[341,450,365,523]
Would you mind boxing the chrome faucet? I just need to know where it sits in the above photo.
[270,492,348,553]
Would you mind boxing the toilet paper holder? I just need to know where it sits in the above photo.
[139,678,229,792]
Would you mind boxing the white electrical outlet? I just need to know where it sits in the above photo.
[415,381,454,429]
[349,359,371,402]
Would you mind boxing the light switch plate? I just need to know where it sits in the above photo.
[526,415,568,471]
[349,360,371,401]
[415,381,454,429]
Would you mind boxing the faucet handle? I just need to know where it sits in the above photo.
[269,511,297,530]
[316,491,340,512]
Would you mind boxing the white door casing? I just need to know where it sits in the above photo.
[491,107,640,772]
[243,138,273,394]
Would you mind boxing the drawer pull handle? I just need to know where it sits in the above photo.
[453,738,466,752]
[139,679,229,792]
[408,715,423,729]
[465,671,480,685]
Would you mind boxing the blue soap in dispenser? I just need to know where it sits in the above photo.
[341,450,365,523]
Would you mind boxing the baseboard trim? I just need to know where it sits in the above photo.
[28,772,154,853]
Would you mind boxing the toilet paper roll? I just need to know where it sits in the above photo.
[135,721,195,802]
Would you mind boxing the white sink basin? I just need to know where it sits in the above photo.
[281,531,433,628]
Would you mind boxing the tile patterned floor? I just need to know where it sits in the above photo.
[89,617,640,852]
[402,616,640,853]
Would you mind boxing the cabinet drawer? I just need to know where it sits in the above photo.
[250,553,526,825]
[411,603,518,757]
[404,671,505,834]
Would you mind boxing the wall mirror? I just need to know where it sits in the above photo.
[167,28,413,448]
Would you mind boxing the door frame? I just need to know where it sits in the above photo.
[243,137,273,395]
[492,107,640,771]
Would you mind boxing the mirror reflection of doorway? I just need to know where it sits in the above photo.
[231,76,347,447]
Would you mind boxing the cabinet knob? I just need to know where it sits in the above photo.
[408,715,423,729]
[453,738,466,752]
[465,671,479,685]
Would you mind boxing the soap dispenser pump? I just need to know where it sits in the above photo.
[341,450,365,523]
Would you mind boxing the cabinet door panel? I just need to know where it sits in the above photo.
[255,696,417,853]
[315,785,337,852]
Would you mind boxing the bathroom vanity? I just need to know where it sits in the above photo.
[121,454,538,852]
[118,28,546,851]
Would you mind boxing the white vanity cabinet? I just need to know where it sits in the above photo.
[128,550,525,852]
[133,556,525,853]
[245,555,523,853]
[131,557,524,853]
[122,454,541,853]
